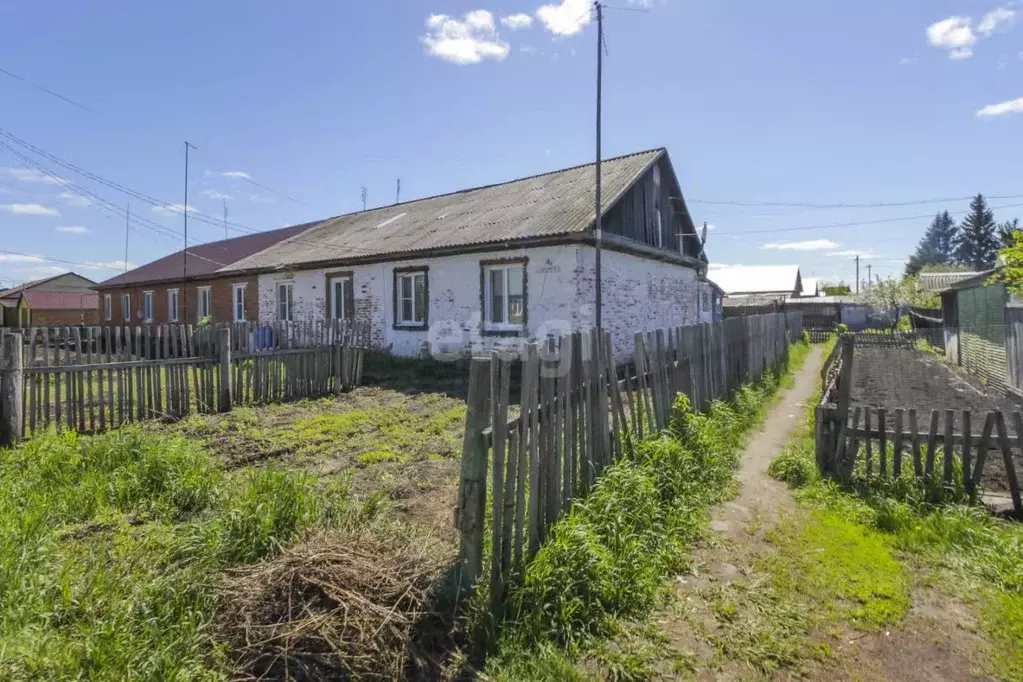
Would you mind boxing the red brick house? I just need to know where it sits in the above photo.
[0,272,99,327]
[93,224,314,325]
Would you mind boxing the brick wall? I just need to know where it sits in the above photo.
[97,275,258,325]
[31,308,100,326]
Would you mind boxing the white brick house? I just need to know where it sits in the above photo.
[223,148,716,360]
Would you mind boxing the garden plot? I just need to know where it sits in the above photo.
[850,347,1023,496]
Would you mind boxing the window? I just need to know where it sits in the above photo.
[277,282,293,321]
[197,286,212,321]
[142,291,154,322]
[122,294,131,322]
[328,274,353,320]
[393,268,427,328]
[104,294,112,322]
[232,283,246,322]
[168,289,180,322]
[482,260,526,332]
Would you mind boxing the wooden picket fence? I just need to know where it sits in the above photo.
[455,312,800,621]
[815,335,1023,518]
[4,319,364,368]
[0,322,370,444]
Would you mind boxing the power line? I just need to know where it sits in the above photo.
[690,194,1023,210]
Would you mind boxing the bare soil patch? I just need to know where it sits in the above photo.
[850,347,1023,496]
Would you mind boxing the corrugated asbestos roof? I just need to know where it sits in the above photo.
[0,272,95,299]
[708,265,802,296]
[918,271,985,292]
[221,149,663,273]
[95,224,314,288]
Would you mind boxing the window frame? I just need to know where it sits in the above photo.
[392,266,428,330]
[276,281,294,321]
[168,289,180,323]
[479,257,528,336]
[104,294,112,322]
[197,285,212,321]
[325,271,354,322]
[231,283,246,322]
[142,290,154,323]
[122,293,131,322]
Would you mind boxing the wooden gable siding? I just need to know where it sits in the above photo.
[601,156,701,259]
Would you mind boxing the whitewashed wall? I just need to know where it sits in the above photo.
[257,244,706,360]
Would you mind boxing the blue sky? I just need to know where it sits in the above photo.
[1,0,1021,289]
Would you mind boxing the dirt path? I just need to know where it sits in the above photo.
[661,346,994,682]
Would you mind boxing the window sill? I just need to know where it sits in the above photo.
[392,322,428,332]
[481,325,526,338]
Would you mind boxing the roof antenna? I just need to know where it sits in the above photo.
[396,178,401,205]
[361,186,367,211]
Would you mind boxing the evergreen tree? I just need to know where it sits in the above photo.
[955,194,999,270]
[905,211,958,275]
[998,218,1020,248]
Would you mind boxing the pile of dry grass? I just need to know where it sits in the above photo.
[219,532,451,681]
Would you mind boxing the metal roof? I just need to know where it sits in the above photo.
[708,265,802,296]
[95,224,314,289]
[221,149,664,273]
[21,291,99,310]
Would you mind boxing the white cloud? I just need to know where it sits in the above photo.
[218,171,251,180]
[422,10,510,65]
[249,194,277,204]
[55,225,88,234]
[13,265,69,277]
[2,167,66,185]
[899,54,920,66]
[536,0,592,36]
[0,203,60,216]
[827,249,880,258]
[501,13,533,30]
[520,44,537,54]
[79,259,136,271]
[704,224,717,231]
[200,189,233,200]
[762,239,840,251]
[977,96,1023,117]
[927,16,977,58]
[0,253,46,263]
[151,203,197,216]
[979,7,1016,35]
[58,191,92,208]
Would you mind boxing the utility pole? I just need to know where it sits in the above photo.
[396,178,401,204]
[866,264,872,291]
[854,254,860,295]
[223,199,228,240]
[594,0,604,331]
[124,203,130,274]
[361,187,367,211]
[183,141,197,316]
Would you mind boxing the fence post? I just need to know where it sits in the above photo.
[455,356,491,601]
[218,326,232,413]
[1,333,24,446]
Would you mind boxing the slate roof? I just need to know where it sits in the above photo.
[918,271,985,292]
[221,149,664,273]
[95,224,314,289]
[21,291,99,310]
[708,265,802,296]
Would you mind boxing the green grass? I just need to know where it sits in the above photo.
[767,356,1023,682]
[486,342,810,680]
[0,427,357,680]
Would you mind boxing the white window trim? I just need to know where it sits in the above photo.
[142,290,154,323]
[232,283,246,322]
[276,281,294,321]
[104,294,112,322]
[395,270,427,327]
[483,263,526,332]
[197,285,212,321]
[122,293,131,322]
[168,288,180,323]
